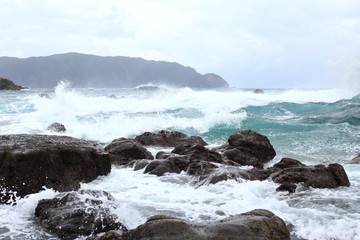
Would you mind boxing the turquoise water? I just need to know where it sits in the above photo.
[0,82,359,239]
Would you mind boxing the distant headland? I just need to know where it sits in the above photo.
[0,53,229,88]
[0,77,27,90]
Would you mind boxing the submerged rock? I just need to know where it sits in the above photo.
[39,93,51,99]
[35,190,126,240]
[0,134,111,203]
[124,209,290,240]
[0,77,26,90]
[105,138,154,165]
[349,154,360,164]
[135,130,207,147]
[46,122,66,132]
[254,88,264,94]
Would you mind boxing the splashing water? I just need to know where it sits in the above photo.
[0,83,360,239]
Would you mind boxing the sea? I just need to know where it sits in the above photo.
[0,81,359,240]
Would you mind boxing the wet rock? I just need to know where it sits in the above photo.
[87,230,125,240]
[221,147,263,168]
[270,162,350,189]
[272,158,305,169]
[35,190,126,240]
[217,130,276,168]
[46,122,66,132]
[0,77,26,90]
[172,143,223,164]
[128,159,153,171]
[349,154,360,164]
[186,161,218,176]
[0,134,111,203]
[144,156,189,176]
[126,209,290,240]
[276,183,297,193]
[105,138,154,165]
[228,130,276,162]
[135,130,207,147]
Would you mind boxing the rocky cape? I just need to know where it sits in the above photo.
[0,77,27,90]
[0,130,351,239]
[0,53,229,88]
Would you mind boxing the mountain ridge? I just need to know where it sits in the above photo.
[0,52,229,88]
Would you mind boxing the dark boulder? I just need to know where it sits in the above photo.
[270,162,350,189]
[35,190,126,240]
[0,134,111,203]
[276,183,297,193]
[0,77,26,90]
[126,209,290,240]
[105,138,154,165]
[135,130,207,147]
[46,122,66,132]
[228,130,276,162]
[217,130,276,168]
[172,143,223,164]
[272,158,305,169]
[221,147,263,168]
[144,156,189,176]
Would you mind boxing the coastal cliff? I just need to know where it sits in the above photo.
[0,53,229,88]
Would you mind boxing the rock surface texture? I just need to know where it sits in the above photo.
[217,130,276,168]
[46,122,66,132]
[135,130,207,147]
[105,138,154,165]
[35,190,126,240]
[0,134,111,203]
[91,209,290,240]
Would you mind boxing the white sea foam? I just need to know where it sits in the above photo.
[0,83,359,239]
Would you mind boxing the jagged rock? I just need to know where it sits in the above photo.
[0,134,111,204]
[217,130,276,168]
[128,142,222,177]
[125,209,290,240]
[0,77,26,90]
[105,138,154,165]
[172,143,223,163]
[144,157,189,176]
[46,122,66,132]
[270,162,350,189]
[135,130,207,147]
[35,190,126,240]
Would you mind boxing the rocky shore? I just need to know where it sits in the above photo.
[0,77,27,90]
[0,130,351,239]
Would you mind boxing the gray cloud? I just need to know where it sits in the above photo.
[0,0,359,88]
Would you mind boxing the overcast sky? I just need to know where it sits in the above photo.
[1,0,359,88]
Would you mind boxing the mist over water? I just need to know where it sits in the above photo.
[0,82,360,239]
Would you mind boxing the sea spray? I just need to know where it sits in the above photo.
[0,83,359,239]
